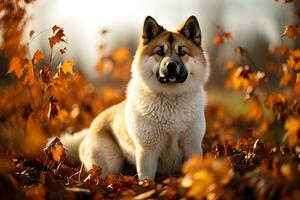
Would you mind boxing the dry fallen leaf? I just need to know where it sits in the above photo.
[282,25,298,39]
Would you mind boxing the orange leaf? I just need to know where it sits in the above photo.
[50,144,64,162]
[60,60,75,75]
[33,50,44,65]
[214,35,223,45]
[279,73,291,88]
[225,60,237,70]
[49,29,65,48]
[282,25,298,39]
[23,60,35,86]
[284,116,300,147]
[7,56,26,78]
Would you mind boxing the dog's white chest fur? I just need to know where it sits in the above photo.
[125,80,206,175]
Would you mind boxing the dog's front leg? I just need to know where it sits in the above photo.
[136,146,159,180]
[182,118,205,161]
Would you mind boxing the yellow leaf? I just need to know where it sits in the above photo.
[285,116,300,134]
[61,60,75,75]
[33,50,44,65]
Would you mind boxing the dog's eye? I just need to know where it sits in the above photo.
[178,50,187,57]
[155,49,165,57]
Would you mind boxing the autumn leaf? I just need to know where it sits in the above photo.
[52,25,61,33]
[282,25,298,39]
[49,26,66,48]
[44,137,66,163]
[284,116,300,147]
[225,60,238,70]
[286,50,300,70]
[280,73,291,88]
[181,155,233,200]
[214,35,223,45]
[7,56,26,78]
[23,60,35,86]
[50,144,64,162]
[33,50,44,65]
[60,60,75,75]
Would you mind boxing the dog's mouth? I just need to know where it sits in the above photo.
[156,71,188,84]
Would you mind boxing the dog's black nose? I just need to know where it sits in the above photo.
[166,62,177,74]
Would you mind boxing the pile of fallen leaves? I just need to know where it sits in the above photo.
[1,0,300,199]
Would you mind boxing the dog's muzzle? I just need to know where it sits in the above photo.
[156,61,188,84]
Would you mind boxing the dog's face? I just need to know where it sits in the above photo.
[132,16,210,94]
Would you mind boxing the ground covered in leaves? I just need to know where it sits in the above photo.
[1,0,300,199]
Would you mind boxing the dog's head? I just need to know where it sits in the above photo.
[132,16,210,94]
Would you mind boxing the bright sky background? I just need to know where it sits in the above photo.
[26,0,293,79]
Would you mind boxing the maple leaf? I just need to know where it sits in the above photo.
[32,50,44,65]
[49,26,66,48]
[60,60,75,75]
[282,25,298,39]
[7,56,26,78]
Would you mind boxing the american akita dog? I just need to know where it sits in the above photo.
[59,16,210,180]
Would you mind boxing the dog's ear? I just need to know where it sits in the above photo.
[142,16,164,45]
[179,16,201,46]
